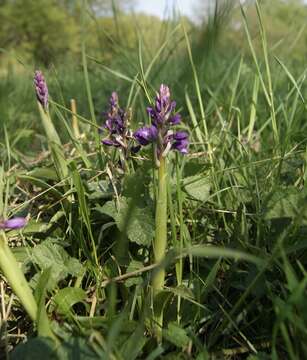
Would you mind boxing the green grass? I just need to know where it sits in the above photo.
[1,1,307,359]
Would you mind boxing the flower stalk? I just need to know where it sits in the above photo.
[133,84,189,340]
[34,71,68,181]
[152,156,167,339]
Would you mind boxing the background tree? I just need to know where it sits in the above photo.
[0,0,79,66]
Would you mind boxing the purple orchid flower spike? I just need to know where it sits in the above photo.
[34,70,48,110]
[0,217,27,230]
[101,91,128,148]
[101,92,138,166]
[134,84,189,163]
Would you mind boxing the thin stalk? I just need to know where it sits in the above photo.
[0,232,37,321]
[152,156,168,340]
[175,156,184,324]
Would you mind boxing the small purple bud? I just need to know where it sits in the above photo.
[173,131,189,140]
[109,92,119,111]
[0,217,27,230]
[170,113,181,125]
[159,84,170,104]
[34,70,48,110]
[134,126,158,146]
[172,131,189,154]
[147,107,154,117]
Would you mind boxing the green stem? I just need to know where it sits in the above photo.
[38,103,68,181]
[152,156,167,339]
[0,233,37,321]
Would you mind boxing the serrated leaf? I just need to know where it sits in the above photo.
[31,240,83,285]
[53,287,86,315]
[183,175,211,202]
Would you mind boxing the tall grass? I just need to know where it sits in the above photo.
[0,0,307,358]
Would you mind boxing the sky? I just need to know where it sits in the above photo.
[135,0,197,19]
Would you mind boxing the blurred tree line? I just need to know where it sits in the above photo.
[0,0,142,66]
[0,0,306,68]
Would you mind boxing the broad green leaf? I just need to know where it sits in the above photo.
[56,337,99,359]
[98,198,154,246]
[31,240,83,285]
[265,187,307,224]
[34,268,55,339]
[11,337,56,360]
[163,322,190,348]
[125,260,144,287]
[183,175,211,202]
[53,287,86,315]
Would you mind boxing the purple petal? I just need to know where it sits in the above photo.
[170,101,176,111]
[170,114,181,125]
[159,84,170,101]
[1,217,27,230]
[109,92,118,110]
[172,138,189,154]
[173,131,189,140]
[147,107,154,116]
[134,126,158,146]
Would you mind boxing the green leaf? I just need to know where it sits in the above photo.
[183,175,211,202]
[56,337,99,359]
[26,167,59,181]
[31,240,83,285]
[53,287,86,315]
[120,323,147,360]
[34,268,55,339]
[163,322,190,348]
[183,245,265,266]
[125,260,144,287]
[265,187,307,224]
[98,198,154,246]
[11,337,56,360]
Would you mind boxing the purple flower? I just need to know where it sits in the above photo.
[0,217,27,230]
[101,92,129,149]
[172,131,189,154]
[134,125,158,146]
[146,84,177,126]
[34,70,48,110]
[109,91,118,110]
[134,84,189,160]
[169,113,181,125]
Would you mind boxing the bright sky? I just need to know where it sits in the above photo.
[135,0,197,19]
